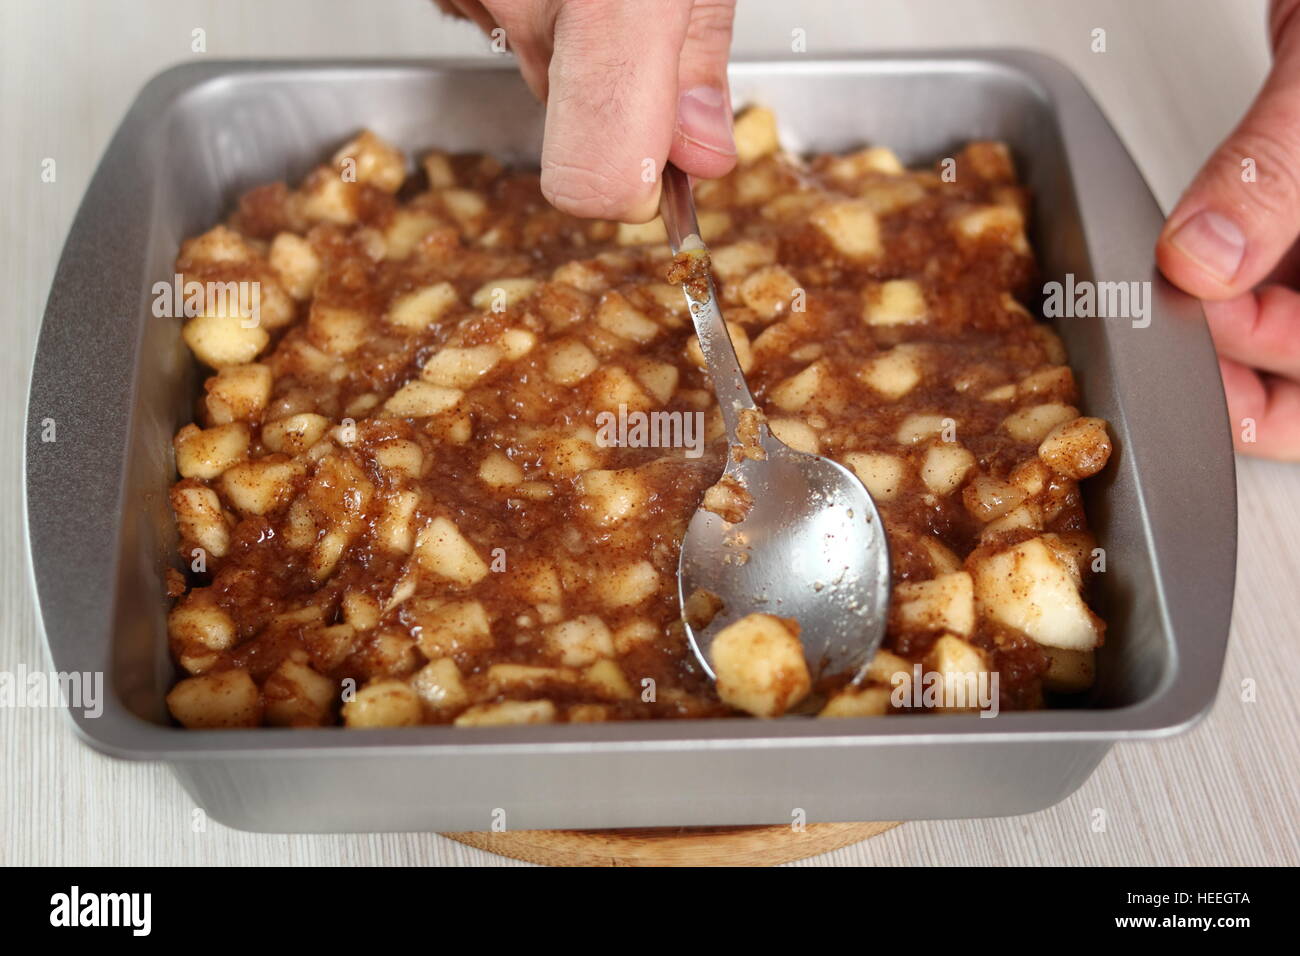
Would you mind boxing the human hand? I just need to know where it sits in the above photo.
[435,0,738,222]
[1156,0,1300,459]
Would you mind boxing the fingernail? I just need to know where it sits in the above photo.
[677,86,735,156]
[1169,210,1246,283]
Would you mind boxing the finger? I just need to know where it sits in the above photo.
[1156,4,1300,299]
[669,0,738,179]
[435,0,498,37]
[1218,356,1300,460]
[541,0,694,221]
[1203,284,1300,380]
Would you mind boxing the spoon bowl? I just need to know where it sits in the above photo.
[678,428,892,686]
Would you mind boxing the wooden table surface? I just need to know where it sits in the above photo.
[2,0,1296,866]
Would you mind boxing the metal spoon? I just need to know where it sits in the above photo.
[660,163,892,693]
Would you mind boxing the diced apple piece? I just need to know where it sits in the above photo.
[182,312,270,368]
[478,450,523,488]
[453,699,557,726]
[952,203,1029,254]
[383,381,463,418]
[412,599,492,657]
[962,474,1028,522]
[168,597,236,651]
[980,504,1043,541]
[440,188,488,232]
[709,240,776,283]
[546,615,615,667]
[632,359,679,404]
[768,417,819,454]
[342,591,383,631]
[920,443,975,496]
[770,360,827,412]
[738,265,800,320]
[1002,403,1079,443]
[863,279,927,326]
[219,458,302,515]
[859,178,927,215]
[171,483,230,557]
[579,468,648,526]
[894,571,975,637]
[545,339,600,386]
[616,217,668,246]
[971,537,1102,650]
[864,649,913,687]
[307,304,368,355]
[342,679,422,727]
[587,365,653,413]
[896,413,948,445]
[268,232,320,300]
[582,659,634,699]
[859,344,924,399]
[1038,416,1112,478]
[413,517,489,586]
[298,172,357,224]
[421,344,502,388]
[843,451,907,501]
[383,209,441,260]
[261,413,330,455]
[498,327,536,360]
[377,489,419,553]
[166,670,261,729]
[709,613,811,718]
[595,291,660,343]
[595,560,660,608]
[204,363,272,424]
[733,106,781,163]
[178,225,254,265]
[333,130,406,192]
[819,685,892,717]
[471,277,538,311]
[264,658,337,727]
[825,146,905,181]
[387,282,458,331]
[410,658,471,713]
[173,422,249,479]
[811,199,882,258]
[923,635,992,712]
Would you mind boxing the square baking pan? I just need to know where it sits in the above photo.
[25,53,1236,832]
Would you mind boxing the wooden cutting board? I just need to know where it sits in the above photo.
[442,821,899,866]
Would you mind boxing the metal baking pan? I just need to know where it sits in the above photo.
[24,53,1236,832]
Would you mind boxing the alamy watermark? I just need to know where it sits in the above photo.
[0,665,103,718]
[891,664,1000,718]
[1043,274,1151,329]
[50,886,151,936]
[152,273,262,327]
[595,403,705,459]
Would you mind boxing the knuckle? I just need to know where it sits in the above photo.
[687,0,737,41]
[1217,124,1300,219]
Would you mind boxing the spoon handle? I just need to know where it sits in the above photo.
[660,163,760,443]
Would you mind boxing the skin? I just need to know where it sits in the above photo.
[1157,0,1300,459]
[434,0,738,222]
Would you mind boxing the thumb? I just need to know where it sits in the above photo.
[539,0,693,222]
[1157,3,1300,299]
[669,0,738,179]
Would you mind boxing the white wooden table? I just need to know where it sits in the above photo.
[2,0,1296,866]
